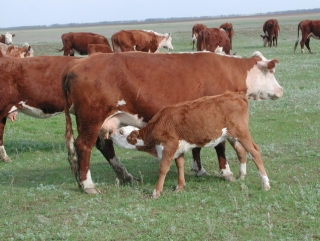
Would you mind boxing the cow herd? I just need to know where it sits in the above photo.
[0,17,318,198]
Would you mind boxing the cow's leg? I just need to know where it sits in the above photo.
[214,141,235,181]
[175,154,186,192]
[300,38,306,54]
[305,38,312,54]
[191,147,209,176]
[236,132,270,191]
[0,117,11,162]
[227,137,247,180]
[96,137,134,183]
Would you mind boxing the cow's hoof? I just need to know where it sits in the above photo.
[223,174,236,182]
[263,184,271,191]
[2,157,12,162]
[84,187,101,194]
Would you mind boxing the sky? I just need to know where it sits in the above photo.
[1,0,319,28]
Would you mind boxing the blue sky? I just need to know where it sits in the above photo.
[0,0,318,28]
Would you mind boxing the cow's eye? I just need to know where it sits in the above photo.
[119,129,123,135]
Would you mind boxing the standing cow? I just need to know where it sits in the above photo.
[294,20,320,54]
[197,28,231,54]
[0,32,15,45]
[111,30,173,53]
[111,92,271,198]
[219,22,234,50]
[62,51,283,194]
[58,32,111,56]
[191,24,207,50]
[261,19,280,47]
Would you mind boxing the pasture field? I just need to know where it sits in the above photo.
[1,12,320,240]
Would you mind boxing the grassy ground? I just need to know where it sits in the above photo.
[1,12,320,240]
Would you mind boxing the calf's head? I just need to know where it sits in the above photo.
[111,126,141,150]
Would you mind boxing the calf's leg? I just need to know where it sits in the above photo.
[175,154,186,192]
[0,117,11,162]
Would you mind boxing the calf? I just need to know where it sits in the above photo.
[197,28,230,54]
[261,19,280,47]
[191,24,207,50]
[111,91,270,198]
[219,22,234,50]
[294,20,320,54]
[0,43,34,58]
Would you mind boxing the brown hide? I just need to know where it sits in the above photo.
[219,22,234,50]
[59,32,111,56]
[88,44,113,55]
[294,19,320,54]
[191,24,207,50]
[197,28,231,54]
[261,19,280,47]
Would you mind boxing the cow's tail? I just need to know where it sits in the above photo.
[294,22,301,53]
[61,65,81,187]
[111,36,120,52]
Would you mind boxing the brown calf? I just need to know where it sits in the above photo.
[111,91,270,198]
[294,20,320,54]
[191,24,207,50]
[261,19,280,47]
[197,28,230,54]
[219,22,234,50]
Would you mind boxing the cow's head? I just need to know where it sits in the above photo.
[160,33,173,51]
[246,51,283,100]
[111,126,141,150]
[4,32,15,45]
[260,35,270,47]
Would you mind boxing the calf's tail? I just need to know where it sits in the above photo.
[294,22,301,53]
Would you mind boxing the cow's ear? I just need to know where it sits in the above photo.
[267,59,279,69]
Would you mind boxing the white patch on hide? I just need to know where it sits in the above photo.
[117,99,126,106]
[8,101,61,118]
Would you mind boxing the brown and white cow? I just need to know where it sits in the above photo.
[0,43,34,58]
[111,91,271,198]
[219,22,234,50]
[261,19,280,47]
[191,24,207,50]
[88,44,113,55]
[62,51,283,194]
[111,30,173,53]
[197,28,231,54]
[58,32,111,56]
[294,20,320,54]
[0,32,15,45]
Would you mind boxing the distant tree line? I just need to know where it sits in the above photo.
[1,8,319,30]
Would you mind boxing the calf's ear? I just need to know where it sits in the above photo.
[127,130,139,145]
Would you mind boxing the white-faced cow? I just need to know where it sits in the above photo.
[111,30,173,53]
[219,22,234,50]
[111,91,271,198]
[0,32,15,45]
[88,44,113,55]
[294,20,320,54]
[0,43,34,58]
[261,19,280,47]
[197,28,231,54]
[191,24,207,50]
[58,32,111,56]
[62,51,283,194]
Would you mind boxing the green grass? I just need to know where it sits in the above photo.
[1,12,320,240]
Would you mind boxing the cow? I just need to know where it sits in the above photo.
[111,91,271,198]
[0,32,15,45]
[197,28,231,54]
[261,19,280,47]
[219,22,234,50]
[191,24,207,50]
[294,20,320,54]
[0,43,34,58]
[88,44,113,55]
[111,30,173,53]
[62,51,283,194]
[58,32,111,56]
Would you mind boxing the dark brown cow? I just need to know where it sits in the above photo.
[111,30,173,53]
[0,32,15,45]
[261,19,280,47]
[58,32,111,56]
[111,91,271,198]
[62,51,283,194]
[88,44,113,55]
[0,54,76,163]
[197,28,231,54]
[0,43,34,58]
[191,24,207,50]
[219,22,234,50]
[294,20,320,54]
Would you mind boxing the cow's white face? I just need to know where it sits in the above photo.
[5,32,13,45]
[246,52,283,100]
[160,33,173,51]
[111,126,140,149]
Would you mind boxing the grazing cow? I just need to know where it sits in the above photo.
[111,30,173,53]
[261,19,280,47]
[111,91,271,198]
[294,20,320,54]
[0,43,34,58]
[58,32,111,56]
[197,28,231,54]
[62,51,283,194]
[88,44,113,55]
[219,22,234,50]
[191,24,207,50]
[0,32,15,45]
